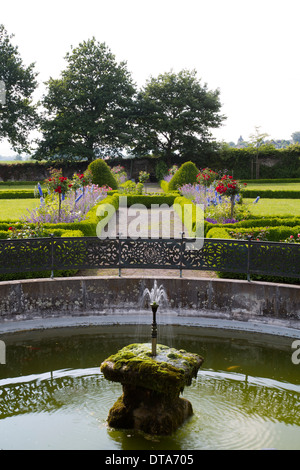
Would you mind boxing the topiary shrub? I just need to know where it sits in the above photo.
[87,159,118,190]
[168,161,199,191]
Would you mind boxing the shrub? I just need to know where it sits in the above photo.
[0,229,82,281]
[0,190,35,199]
[173,195,204,236]
[87,159,118,190]
[160,180,170,193]
[207,224,300,242]
[168,161,199,191]
[155,160,168,181]
[241,188,300,199]
[206,227,230,239]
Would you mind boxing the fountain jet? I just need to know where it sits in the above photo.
[141,280,168,356]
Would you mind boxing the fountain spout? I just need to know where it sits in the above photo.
[151,302,158,356]
[141,281,168,356]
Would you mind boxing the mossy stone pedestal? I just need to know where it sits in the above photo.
[100,343,204,435]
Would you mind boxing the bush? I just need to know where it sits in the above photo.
[160,180,170,193]
[241,188,300,198]
[124,193,178,208]
[168,161,199,191]
[0,229,81,281]
[173,195,204,236]
[206,227,229,239]
[0,190,35,199]
[155,160,168,181]
[207,224,300,242]
[87,158,118,190]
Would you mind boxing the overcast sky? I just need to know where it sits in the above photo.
[1,0,300,155]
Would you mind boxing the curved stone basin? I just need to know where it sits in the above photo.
[0,276,299,339]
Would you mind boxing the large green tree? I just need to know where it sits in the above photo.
[133,69,225,161]
[0,24,38,153]
[35,38,136,162]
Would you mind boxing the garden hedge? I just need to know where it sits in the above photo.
[88,158,118,190]
[0,190,36,199]
[204,216,300,236]
[168,161,199,191]
[206,225,300,242]
[0,229,83,281]
[241,189,300,198]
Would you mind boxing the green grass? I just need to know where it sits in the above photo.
[0,199,39,221]
[245,182,300,191]
[245,198,300,217]
[0,183,45,191]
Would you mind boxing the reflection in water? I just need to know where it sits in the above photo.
[0,325,299,450]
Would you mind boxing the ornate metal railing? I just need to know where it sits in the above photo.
[0,235,300,280]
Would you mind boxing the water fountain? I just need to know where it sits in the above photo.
[141,280,169,356]
[100,281,204,435]
[0,276,300,449]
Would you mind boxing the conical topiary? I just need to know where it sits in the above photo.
[87,158,118,190]
[168,161,199,191]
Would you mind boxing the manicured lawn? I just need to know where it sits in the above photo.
[0,183,44,191]
[0,199,39,221]
[245,182,300,191]
[245,198,300,217]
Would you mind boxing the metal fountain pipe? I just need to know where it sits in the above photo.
[151,302,158,356]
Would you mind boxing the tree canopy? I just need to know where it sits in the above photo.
[132,69,225,161]
[0,24,38,153]
[35,38,136,162]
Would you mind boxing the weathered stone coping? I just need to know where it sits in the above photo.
[0,276,299,338]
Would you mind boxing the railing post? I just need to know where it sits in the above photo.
[247,235,251,282]
[180,231,185,278]
[50,234,54,279]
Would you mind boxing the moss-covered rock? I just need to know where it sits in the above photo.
[100,343,204,435]
[100,343,203,396]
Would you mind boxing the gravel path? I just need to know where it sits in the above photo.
[78,184,217,279]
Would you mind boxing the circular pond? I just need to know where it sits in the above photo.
[0,324,299,450]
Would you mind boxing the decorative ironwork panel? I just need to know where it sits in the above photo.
[119,238,182,268]
[249,241,300,278]
[0,238,52,273]
[52,237,119,270]
[181,238,249,273]
[0,236,299,278]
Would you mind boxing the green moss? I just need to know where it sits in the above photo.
[100,343,203,396]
